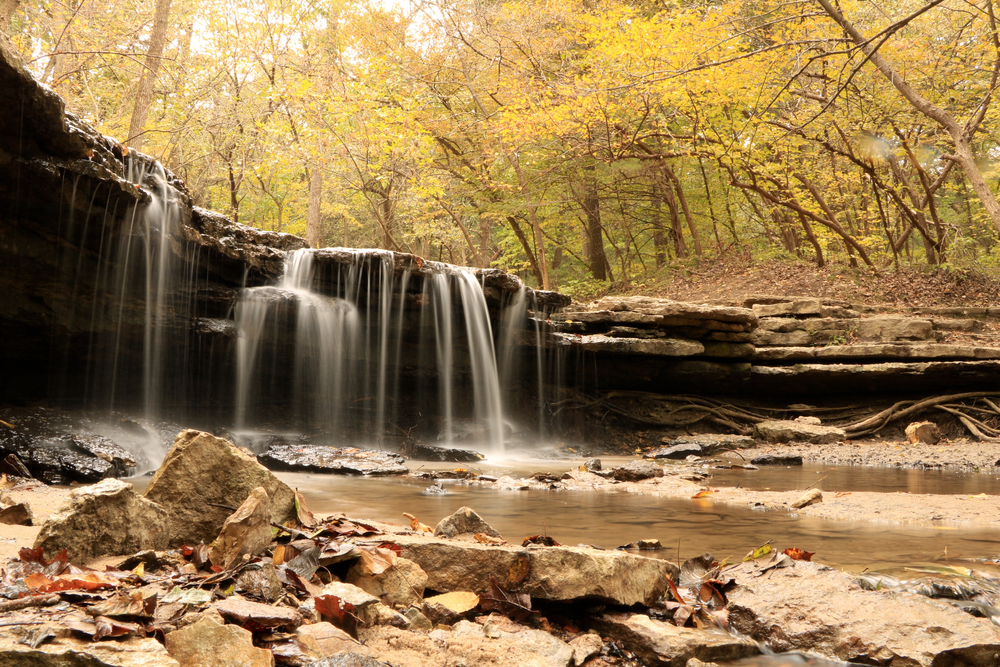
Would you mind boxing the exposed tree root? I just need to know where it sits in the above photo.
[551,390,1000,442]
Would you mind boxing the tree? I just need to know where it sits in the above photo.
[127,0,172,151]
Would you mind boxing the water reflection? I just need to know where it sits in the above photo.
[276,472,1000,572]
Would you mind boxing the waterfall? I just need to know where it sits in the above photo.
[234,250,514,456]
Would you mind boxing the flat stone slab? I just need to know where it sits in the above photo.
[259,445,409,476]
[754,420,845,444]
[394,535,677,606]
[213,596,301,629]
[558,334,704,357]
[590,613,759,666]
[728,560,1000,666]
[401,442,484,462]
[752,316,935,346]
[0,634,180,667]
[755,343,1000,362]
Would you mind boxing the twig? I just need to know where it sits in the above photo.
[0,594,59,612]
[806,475,828,491]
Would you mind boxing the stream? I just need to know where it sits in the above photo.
[245,458,1000,573]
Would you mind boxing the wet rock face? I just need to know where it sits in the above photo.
[400,442,484,463]
[258,445,409,476]
[727,560,1000,666]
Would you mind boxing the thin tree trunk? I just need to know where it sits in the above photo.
[797,212,825,267]
[582,164,608,280]
[664,165,702,256]
[662,181,688,258]
[306,167,322,248]
[127,0,172,151]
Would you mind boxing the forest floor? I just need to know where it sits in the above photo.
[622,255,1000,308]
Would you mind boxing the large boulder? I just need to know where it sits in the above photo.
[590,613,759,667]
[347,556,428,607]
[34,478,168,562]
[728,560,1000,666]
[753,420,845,444]
[145,430,296,546]
[395,535,676,606]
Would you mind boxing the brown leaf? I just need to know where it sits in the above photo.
[475,533,506,546]
[294,489,316,527]
[314,595,359,638]
[782,547,815,562]
[479,576,532,622]
[521,535,558,547]
[24,571,117,593]
[424,591,479,614]
[92,615,141,640]
[358,547,396,576]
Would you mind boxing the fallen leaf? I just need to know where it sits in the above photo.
[424,591,479,614]
[479,576,532,622]
[314,595,359,638]
[970,493,989,500]
[294,489,316,527]
[401,512,432,533]
[24,571,118,593]
[358,546,397,575]
[692,490,713,499]
[743,542,772,562]
[475,532,506,546]
[782,547,815,562]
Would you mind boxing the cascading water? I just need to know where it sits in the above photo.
[234,249,515,456]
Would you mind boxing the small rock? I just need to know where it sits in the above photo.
[235,562,283,602]
[569,632,604,666]
[611,460,664,482]
[307,654,389,667]
[423,481,448,495]
[790,489,823,509]
[258,444,408,476]
[213,596,301,630]
[0,453,31,478]
[434,506,502,539]
[793,416,822,425]
[346,555,427,607]
[402,606,433,631]
[906,421,942,445]
[209,487,273,570]
[583,458,602,472]
[296,622,365,658]
[0,502,32,525]
[165,615,272,667]
[401,442,484,462]
[34,478,168,562]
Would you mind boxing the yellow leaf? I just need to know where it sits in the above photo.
[970,493,989,500]
[425,591,479,614]
[743,542,772,562]
[131,562,144,578]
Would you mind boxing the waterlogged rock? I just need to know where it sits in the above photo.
[650,443,703,460]
[753,420,845,444]
[434,506,503,539]
[69,433,137,473]
[165,615,273,667]
[258,445,409,476]
[145,430,296,546]
[750,454,803,466]
[209,486,273,570]
[591,613,759,666]
[727,560,1000,666]
[611,460,665,481]
[401,442,484,462]
[34,478,168,561]
[0,634,180,667]
[396,536,676,606]
[0,429,115,484]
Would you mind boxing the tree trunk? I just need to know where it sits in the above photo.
[306,167,322,248]
[664,165,702,256]
[127,0,172,151]
[582,165,608,280]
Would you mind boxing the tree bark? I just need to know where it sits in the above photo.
[306,168,322,248]
[582,165,608,280]
[664,165,702,256]
[127,0,172,151]
[816,0,1000,237]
